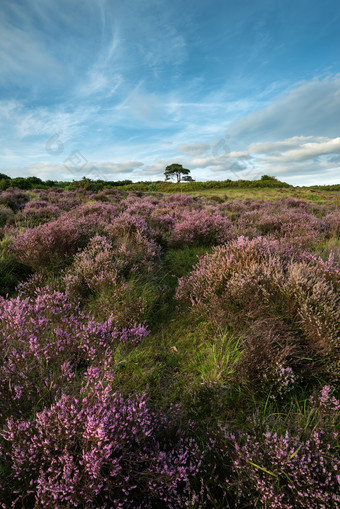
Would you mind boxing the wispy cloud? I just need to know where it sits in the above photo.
[1,1,340,185]
[228,76,340,147]
[262,137,340,162]
[177,143,210,156]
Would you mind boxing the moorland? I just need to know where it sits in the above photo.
[0,177,339,507]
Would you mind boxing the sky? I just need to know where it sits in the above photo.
[1,0,340,185]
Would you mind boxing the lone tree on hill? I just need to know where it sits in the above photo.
[164,163,194,183]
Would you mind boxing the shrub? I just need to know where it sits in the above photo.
[1,369,203,507]
[0,206,14,227]
[324,212,340,238]
[0,290,148,420]
[215,388,340,508]
[236,318,298,398]
[10,213,103,272]
[18,200,61,226]
[177,237,340,381]
[63,236,147,327]
[169,210,234,248]
[0,189,29,212]
[105,213,160,275]
[236,206,327,249]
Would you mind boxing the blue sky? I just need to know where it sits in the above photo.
[1,0,340,185]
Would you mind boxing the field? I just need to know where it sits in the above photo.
[0,184,339,507]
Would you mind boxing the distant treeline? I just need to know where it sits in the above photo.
[0,172,339,192]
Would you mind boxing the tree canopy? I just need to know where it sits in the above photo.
[164,164,193,183]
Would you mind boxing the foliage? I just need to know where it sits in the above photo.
[216,388,339,508]
[0,185,339,507]
[1,369,203,507]
[164,163,192,183]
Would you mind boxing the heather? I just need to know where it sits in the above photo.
[0,185,339,507]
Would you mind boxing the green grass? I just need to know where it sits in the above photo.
[187,186,340,206]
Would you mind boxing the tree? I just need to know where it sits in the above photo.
[261,175,277,181]
[164,164,192,183]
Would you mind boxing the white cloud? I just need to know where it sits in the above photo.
[138,160,169,177]
[244,136,340,183]
[228,76,340,146]
[250,135,340,168]
[95,161,143,175]
[277,137,340,162]
[248,136,320,154]
[177,143,210,156]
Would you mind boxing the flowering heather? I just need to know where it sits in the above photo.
[0,290,148,420]
[177,236,340,380]
[236,205,328,249]
[164,193,202,210]
[64,235,118,297]
[0,189,29,212]
[18,200,61,226]
[10,218,83,271]
[9,210,110,272]
[0,206,14,227]
[169,209,234,247]
[216,388,340,508]
[1,369,203,508]
[68,202,119,225]
[64,235,146,327]
[0,188,339,507]
[105,213,161,274]
[46,191,82,211]
[236,318,298,397]
[324,211,340,237]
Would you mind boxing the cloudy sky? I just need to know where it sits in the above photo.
[1,0,340,185]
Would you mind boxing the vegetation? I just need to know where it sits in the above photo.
[164,163,193,183]
[0,184,339,507]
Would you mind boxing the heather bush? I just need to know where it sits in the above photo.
[149,208,177,246]
[164,193,202,211]
[177,236,340,382]
[17,200,61,226]
[0,206,14,227]
[1,368,203,508]
[236,207,327,249]
[10,213,104,272]
[10,219,81,271]
[0,290,148,420]
[177,236,285,325]
[105,213,160,275]
[282,259,340,379]
[63,236,147,327]
[49,193,82,211]
[215,387,339,508]
[0,189,29,212]
[64,235,118,298]
[324,211,340,237]
[68,202,119,225]
[169,209,234,248]
[123,197,158,219]
[236,318,298,397]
